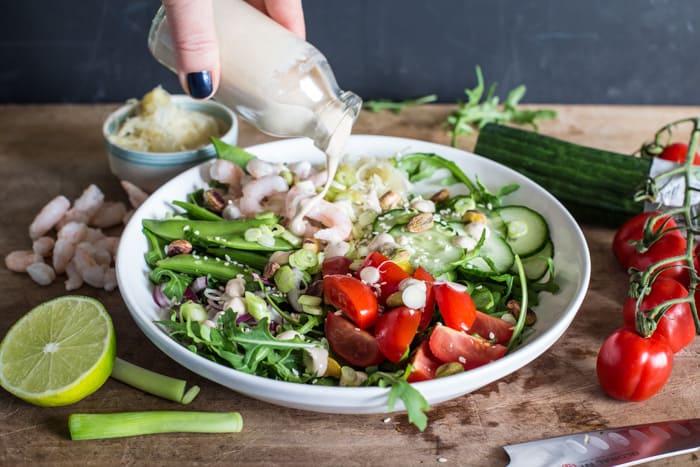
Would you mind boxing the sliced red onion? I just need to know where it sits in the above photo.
[183,286,199,303]
[153,284,173,308]
[235,312,257,325]
[191,276,208,293]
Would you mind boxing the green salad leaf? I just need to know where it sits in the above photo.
[363,94,438,114]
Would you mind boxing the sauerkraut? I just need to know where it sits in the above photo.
[110,86,224,153]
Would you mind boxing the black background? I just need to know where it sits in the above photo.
[3,0,698,104]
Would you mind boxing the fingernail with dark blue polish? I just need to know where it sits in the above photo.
[187,71,213,98]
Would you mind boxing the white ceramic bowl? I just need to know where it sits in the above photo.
[103,95,238,193]
[116,135,591,414]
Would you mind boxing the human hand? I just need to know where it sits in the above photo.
[162,0,306,99]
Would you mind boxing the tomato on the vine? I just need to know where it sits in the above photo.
[625,233,688,283]
[323,275,378,329]
[433,282,477,332]
[622,278,696,353]
[596,325,673,402]
[612,211,681,269]
[658,142,700,165]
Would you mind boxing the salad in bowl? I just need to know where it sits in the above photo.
[116,135,590,430]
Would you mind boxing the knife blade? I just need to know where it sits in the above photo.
[504,418,700,467]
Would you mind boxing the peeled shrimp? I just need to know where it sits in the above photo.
[239,175,289,216]
[210,159,245,188]
[289,160,312,180]
[32,236,55,257]
[104,267,117,292]
[29,195,70,239]
[246,159,280,178]
[89,201,128,228]
[120,180,149,209]
[306,199,353,243]
[26,262,56,286]
[60,184,105,227]
[309,170,329,189]
[64,260,84,291]
[52,239,76,275]
[5,250,43,273]
[73,242,106,288]
[284,180,316,219]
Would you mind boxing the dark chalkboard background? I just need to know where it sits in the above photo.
[2,0,698,104]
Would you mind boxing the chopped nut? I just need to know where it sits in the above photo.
[167,239,193,256]
[407,212,434,233]
[263,261,281,279]
[506,299,537,325]
[462,209,488,224]
[435,362,464,378]
[379,190,401,210]
[202,189,226,213]
[301,238,320,253]
[410,198,436,213]
[430,188,450,204]
[385,291,404,308]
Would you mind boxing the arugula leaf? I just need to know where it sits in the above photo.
[367,367,430,431]
[363,94,438,114]
[445,66,557,147]
[149,267,192,302]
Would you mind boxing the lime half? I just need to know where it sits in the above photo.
[0,295,116,406]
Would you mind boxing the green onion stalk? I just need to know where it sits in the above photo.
[111,357,200,404]
[632,117,700,336]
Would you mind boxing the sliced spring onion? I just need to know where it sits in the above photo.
[110,358,200,404]
[69,411,243,440]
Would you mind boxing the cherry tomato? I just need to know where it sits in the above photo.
[324,311,385,367]
[658,142,700,165]
[433,282,477,332]
[321,256,352,276]
[469,311,514,345]
[323,275,378,329]
[413,266,435,330]
[612,211,680,268]
[429,324,507,370]
[407,340,443,383]
[626,233,688,283]
[596,325,673,402]
[357,251,410,304]
[374,306,422,363]
[623,278,696,353]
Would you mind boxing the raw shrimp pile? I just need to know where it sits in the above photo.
[4,180,149,291]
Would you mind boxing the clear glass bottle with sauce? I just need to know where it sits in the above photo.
[147,0,362,155]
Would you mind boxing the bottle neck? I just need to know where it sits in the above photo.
[313,90,362,154]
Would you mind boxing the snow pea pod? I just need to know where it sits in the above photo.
[206,247,269,271]
[156,254,250,282]
[172,200,223,221]
[201,234,295,252]
[142,216,280,241]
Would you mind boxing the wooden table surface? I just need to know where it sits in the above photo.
[1,103,700,466]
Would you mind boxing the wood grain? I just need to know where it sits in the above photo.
[1,104,699,466]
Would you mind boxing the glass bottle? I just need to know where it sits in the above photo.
[147,0,362,153]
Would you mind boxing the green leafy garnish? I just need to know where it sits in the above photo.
[363,94,438,114]
[445,66,557,147]
[367,367,430,431]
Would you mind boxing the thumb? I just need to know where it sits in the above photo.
[162,0,220,99]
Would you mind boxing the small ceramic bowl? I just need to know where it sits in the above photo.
[103,95,238,192]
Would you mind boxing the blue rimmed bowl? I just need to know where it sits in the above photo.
[103,94,238,192]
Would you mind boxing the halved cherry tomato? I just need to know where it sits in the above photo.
[659,142,700,165]
[357,251,410,304]
[323,275,378,329]
[622,278,696,353]
[413,266,435,330]
[429,324,507,370]
[321,256,352,276]
[612,211,680,269]
[374,306,422,363]
[596,325,673,402]
[469,311,514,345]
[433,282,476,332]
[407,340,443,383]
[324,311,385,367]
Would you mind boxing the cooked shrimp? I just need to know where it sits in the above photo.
[284,180,316,219]
[64,260,84,291]
[85,227,105,243]
[120,180,149,209]
[29,195,70,239]
[209,159,245,187]
[52,238,76,274]
[73,242,106,288]
[305,199,353,243]
[104,267,117,292]
[26,262,56,286]
[289,160,312,180]
[309,170,329,189]
[246,159,280,178]
[239,175,289,216]
[89,201,128,228]
[5,250,43,273]
[94,236,120,257]
[58,221,88,243]
[60,184,105,227]
[32,236,55,257]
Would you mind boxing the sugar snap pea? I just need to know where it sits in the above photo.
[172,200,223,221]
[156,254,250,281]
[206,247,269,271]
[142,216,280,241]
[202,234,295,252]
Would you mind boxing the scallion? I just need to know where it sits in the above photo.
[110,358,200,404]
[69,411,243,440]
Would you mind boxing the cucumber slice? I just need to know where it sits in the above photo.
[519,241,554,281]
[388,223,464,276]
[460,233,515,276]
[495,205,549,257]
